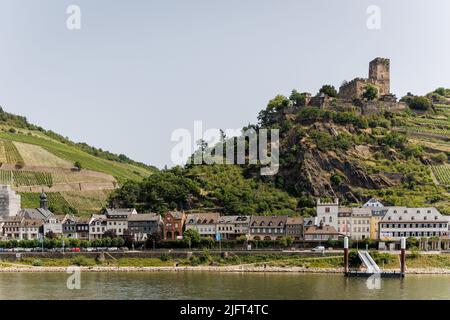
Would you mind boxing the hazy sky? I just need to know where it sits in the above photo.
[1,0,449,168]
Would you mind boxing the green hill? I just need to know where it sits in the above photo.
[110,88,450,216]
[0,107,157,214]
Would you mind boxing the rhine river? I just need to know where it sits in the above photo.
[0,272,449,300]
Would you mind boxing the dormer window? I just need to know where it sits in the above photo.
[388,216,391,220]
[435,216,438,220]
[403,210,407,214]
[268,221,273,226]
[427,210,431,214]
[411,216,415,220]
[393,210,397,214]
[424,216,427,220]
[399,217,402,221]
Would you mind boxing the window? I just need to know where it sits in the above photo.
[325,207,330,213]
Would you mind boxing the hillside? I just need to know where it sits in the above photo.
[0,107,156,214]
[110,87,450,216]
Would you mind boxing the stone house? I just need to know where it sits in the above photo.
[316,198,339,231]
[249,216,287,241]
[163,211,186,240]
[128,213,162,241]
[304,223,342,242]
[286,216,304,241]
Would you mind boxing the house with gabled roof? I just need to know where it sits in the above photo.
[249,215,287,241]
[185,213,220,238]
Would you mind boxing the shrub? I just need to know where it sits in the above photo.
[71,256,95,266]
[319,85,338,97]
[31,259,43,266]
[363,84,378,101]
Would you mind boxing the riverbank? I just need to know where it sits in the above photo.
[0,265,450,274]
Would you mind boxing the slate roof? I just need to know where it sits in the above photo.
[18,208,54,221]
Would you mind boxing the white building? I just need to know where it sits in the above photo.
[351,207,372,240]
[316,198,339,231]
[363,198,384,208]
[216,215,250,239]
[89,214,107,240]
[0,185,21,218]
[43,215,65,237]
[379,207,449,240]
[105,208,136,236]
[185,213,220,238]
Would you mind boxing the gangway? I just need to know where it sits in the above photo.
[357,250,381,274]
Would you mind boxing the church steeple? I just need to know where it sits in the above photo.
[40,191,48,210]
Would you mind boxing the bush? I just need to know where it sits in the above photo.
[71,256,95,266]
[160,253,171,262]
[31,259,43,266]
[363,84,378,101]
[319,85,338,97]
[404,96,432,111]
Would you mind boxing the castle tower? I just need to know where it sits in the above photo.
[40,191,48,210]
[0,185,21,218]
[368,57,390,96]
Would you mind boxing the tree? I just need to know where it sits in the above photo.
[74,161,82,170]
[289,90,306,106]
[183,229,201,247]
[362,84,378,101]
[407,96,432,111]
[319,85,338,98]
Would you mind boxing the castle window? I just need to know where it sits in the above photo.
[325,207,330,213]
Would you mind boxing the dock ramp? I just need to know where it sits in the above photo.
[358,250,381,274]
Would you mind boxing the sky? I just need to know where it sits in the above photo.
[0,0,449,168]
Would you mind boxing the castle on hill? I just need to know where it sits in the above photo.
[296,57,406,115]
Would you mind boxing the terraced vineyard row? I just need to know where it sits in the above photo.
[2,141,24,163]
[406,126,450,136]
[431,165,450,185]
[0,170,53,186]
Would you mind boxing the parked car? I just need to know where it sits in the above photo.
[70,247,81,252]
[311,246,325,252]
[107,247,118,252]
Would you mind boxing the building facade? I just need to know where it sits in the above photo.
[249,216,287,241]
[216,216,251,240]
[163,211,186,240]
[185,213,220,238]
[286,217,304,241]
[128,213,162,241]
[379,207,449,240]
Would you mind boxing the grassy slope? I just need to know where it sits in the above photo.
[0,131,154,183]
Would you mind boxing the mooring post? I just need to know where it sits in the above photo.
[344,236,349,276]
[400,237,406,277]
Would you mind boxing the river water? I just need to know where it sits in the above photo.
[0,272,449,300]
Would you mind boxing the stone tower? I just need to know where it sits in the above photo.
[368,57,390,96]
[0,185,21,218]
[40,191,48,210]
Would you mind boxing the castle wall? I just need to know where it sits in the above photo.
[338,78,368,100]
